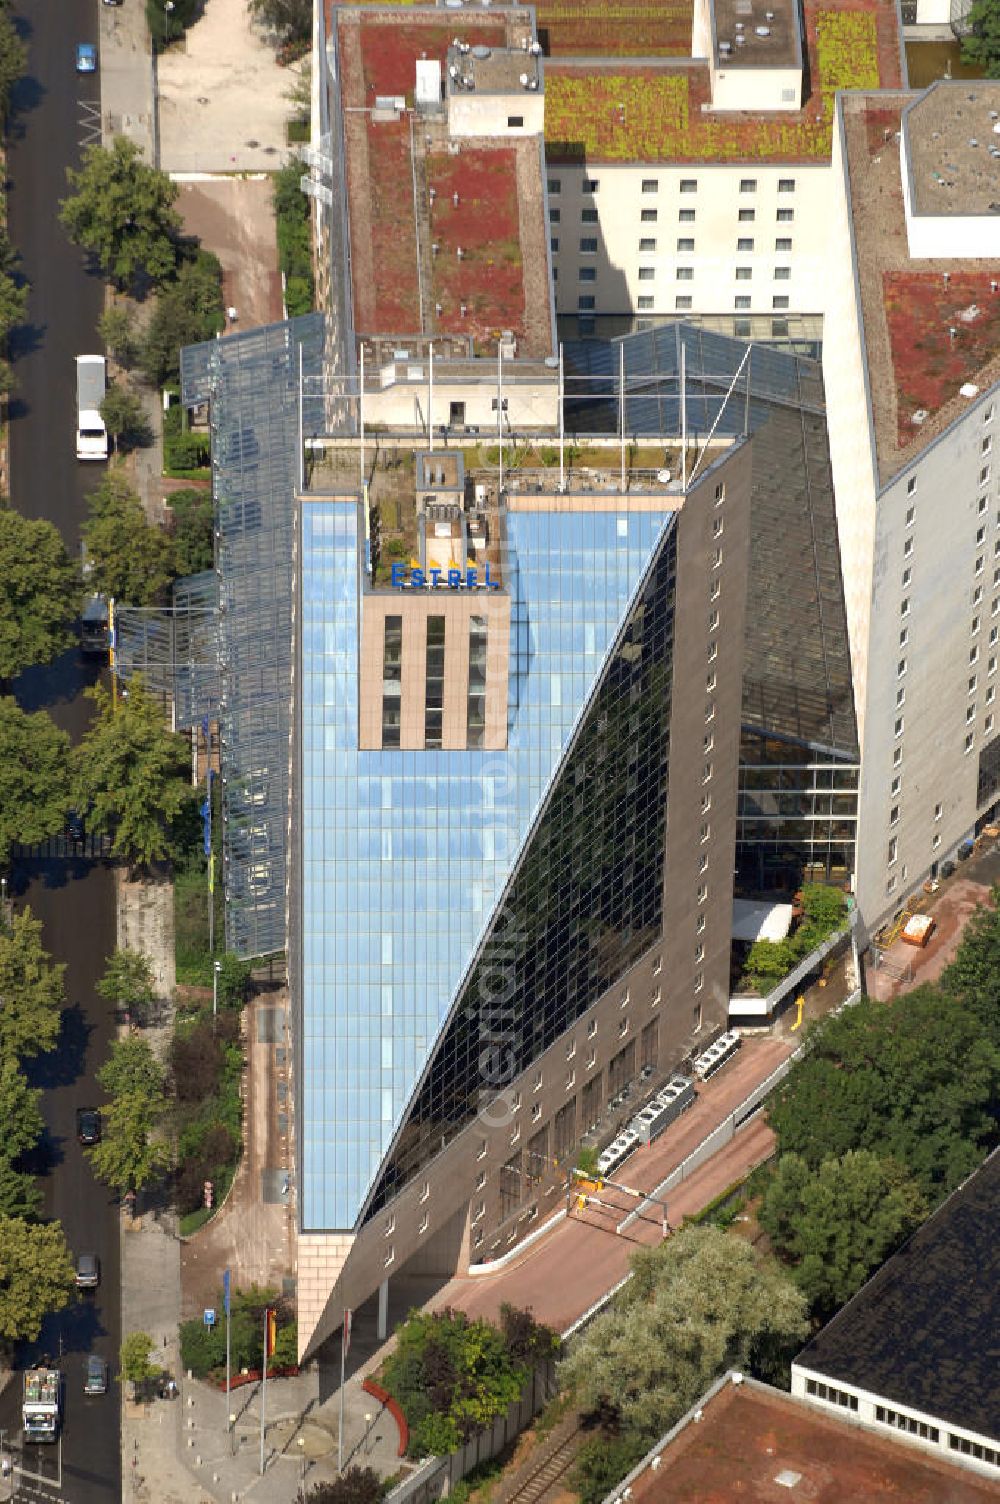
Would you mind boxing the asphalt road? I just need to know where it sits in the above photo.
[0,1,122,1499]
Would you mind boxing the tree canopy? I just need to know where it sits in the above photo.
[0,8,27,123]
[98,303,139,367]
[0,1215,75,1343]
[140,251,225,388]
[97,948,157,1022]
[97,1035,167,1101]
[962,0,1000,77]
[87,1088,172,1194]
[165,487,213,577]
[0,1057,44,1162]
[559,1227,809,1443]
[0,507,79,683]
[119,1330,162,1386]
[939,885,1000,1049]
[759,1150,926,1316]
[249,0,311,45]
[99,383,152,453]
[82,474,175,607]
[74,680,194,866]
[0,698,73,865]
[766,988,999,1196]
[0,907,66,1063]
[60,137,181,290]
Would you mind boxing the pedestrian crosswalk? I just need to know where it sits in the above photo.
[13,833,112,862]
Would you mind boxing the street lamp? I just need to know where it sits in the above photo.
[213,959,222,1022]
[163,0,175,45]
[364,1412,373,1455]
[296,1436,306,1500]
[229,1413,237,1457]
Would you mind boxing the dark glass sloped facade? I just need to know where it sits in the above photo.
[364,522,678,1220]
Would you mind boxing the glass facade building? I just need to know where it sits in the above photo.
[297,500,677,1231]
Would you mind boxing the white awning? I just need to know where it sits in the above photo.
[732,899,794,944]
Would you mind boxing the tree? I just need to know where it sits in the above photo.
[0,226,27,337]
[60,137,180,291]
[962,0,1000,77]
[0,698,73,865]
[74,681,194,867]
[99,383,152,453]
[939,885,1000,1048]
[0,1215,75,1343]
[87,1089,172,1194]
[0,8,27,122]
[215,952,253,1010]
[559,1227,809,1443]
[0,907,66,1064]
[0,1057,44,1162]
[140,251,225,388]
[0,507,79,683]
[249,0,311,45]
[166,487,213,577]
[97,949,157,1024]
[119,1331,161,1385]
[82,474,175,607]
[760,1151,926,1316]
[97,1035,167,1101]
[98,303,140,367]
[147,0,198,49]
[0,1160,41,1220]
[767,989,1000,1196]
[305,1471,384,1504]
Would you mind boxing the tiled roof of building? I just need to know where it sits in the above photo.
[796,1150,1000,1442]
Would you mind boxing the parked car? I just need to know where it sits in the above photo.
[75,42,98,72]
[84,1355,108,1395]
[65,809,86,844]
[75,1253,100,1290]
[76,1108,101,1146]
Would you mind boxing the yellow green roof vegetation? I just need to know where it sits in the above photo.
[545,7,886,162]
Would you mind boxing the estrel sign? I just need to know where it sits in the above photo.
[390,563,501,590]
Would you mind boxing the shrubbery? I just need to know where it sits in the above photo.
[179,1283,296,1377]
[170,1007,242,1216]
[740,883,848,993]
[382,1305,558,1459]
[273,163,314,316]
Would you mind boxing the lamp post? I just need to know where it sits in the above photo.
[213,959,222,1022]
[163,0,174,45]
[296,1436,306,1501]
[229,1414,237,1457]
[364,1412,373,1455]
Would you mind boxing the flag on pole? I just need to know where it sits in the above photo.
[208,851,215,894]
[343,1308,352,1360]
[223,1268,231,1318]
[266,1308,277,1359]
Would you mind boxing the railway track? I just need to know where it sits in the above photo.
[503,1423,583,1504]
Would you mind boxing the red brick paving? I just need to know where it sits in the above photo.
[868,876,992,1001]
[431,1038,790,1332]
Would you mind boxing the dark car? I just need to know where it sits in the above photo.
[75,1252,100,1290]
[76,1108,101,1146]
[84,1355,108,1395]
[66,809,85,844]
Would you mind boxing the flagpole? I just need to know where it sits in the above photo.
[260,1309,268,1475]
[224,1270,231,1453]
